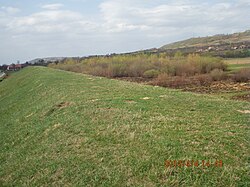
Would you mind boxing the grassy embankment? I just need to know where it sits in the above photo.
[0,67,249,186]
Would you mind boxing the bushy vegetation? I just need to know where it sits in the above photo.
[210,69,227,81]
[233,68,250,82]
[153,74,213,88]
[143,69,160,78]
[47,53,230,89]
[48,53,226,79]
[223,49,250,58]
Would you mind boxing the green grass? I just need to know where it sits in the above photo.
[227,63,250,72]
[224,57,250,64]
[224,57,250,73]
[0,67,249,186]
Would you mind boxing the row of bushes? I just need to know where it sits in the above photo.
[48,53,226,77]
[223,49,250,58]
[153,68,250,88]
[153,74,213,88]
[48,53,250,84]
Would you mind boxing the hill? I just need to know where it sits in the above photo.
[161,30,250,50]
[24,30,250,66]
[157,30,250,58]
[0,67,249,186]
[28,57,66,65]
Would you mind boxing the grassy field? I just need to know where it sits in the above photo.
[224,57,250,65]
[0,67,249,186]
[227,64,250,73]
[224,58,250,73]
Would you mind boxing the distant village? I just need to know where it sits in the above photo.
[0,63,27,71]
[0,59,60,81]
[0,58,63,73]
[0,63,28,81]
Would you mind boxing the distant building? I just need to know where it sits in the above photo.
[15,64,22,70]
[7,64,15,71]
[7,64,23,71]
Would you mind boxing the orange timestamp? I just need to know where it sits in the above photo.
[165,160,223,168]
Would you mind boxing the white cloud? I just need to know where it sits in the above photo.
[99,0,250,36]
[0,0,249,64]
[6,9,97,34]
[2,1,249,38]
[1,6,20,14]
[41,3,64,10]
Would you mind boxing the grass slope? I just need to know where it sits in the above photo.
[0,67,249,186]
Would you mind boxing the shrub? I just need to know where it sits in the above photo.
[194,74,213,86]
[48,63,56,68]
[197,57,226,73]
[128,60,151,77]
[108,63,127,77]
[61,65,83,73]
[210,69,227,81]
[48,54,226,80]
[89,66,108,77]
[143,69,160,78]
[166,76,193,88]
[153,73,214,88]
[153,74,193,88]
[175,63,197,76]
[153,73,170,87]
[233,68,250,82]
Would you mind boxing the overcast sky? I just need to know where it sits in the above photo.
[0,0,249,64]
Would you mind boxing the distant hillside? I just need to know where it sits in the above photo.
[160,30,250,50]
[28,57,65,64]
[26,30,250,66]
[123,30,250,57]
